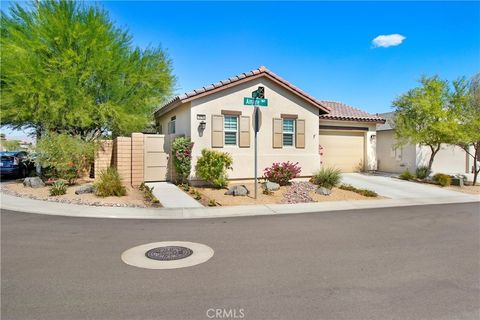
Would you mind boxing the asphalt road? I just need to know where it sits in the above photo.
[2,203,479,320]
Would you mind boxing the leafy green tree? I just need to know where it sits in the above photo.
[450,74,480,185]
[393,76,457,171]
[1,0,174,140]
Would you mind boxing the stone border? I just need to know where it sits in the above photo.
[121,241,214,269]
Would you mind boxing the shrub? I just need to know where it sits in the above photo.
[399,170,414,180]
[415,166,430,180]
[339,184,378,197]
[433,173,452,187]
[171,137,194,184]
[36,133,98,184]
[311,167,342,189]
[140,183,161,205]
[49,180,67,196]
[195,149,233,188]
[208,199,217,207]
[263,161,301,186]
[95,167,127,197]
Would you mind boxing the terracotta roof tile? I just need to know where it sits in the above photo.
[319,101,385,123]
[155,66,330,116]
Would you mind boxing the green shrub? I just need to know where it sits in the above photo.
[399,170,414,180]
[310,167,342,189]
[415,166,430,180]
[208,199,217,207]
[49,180,67,196]
[195,149,233,188]
[36,133,98,184]
[433,173,452,187]
[95,167,127,197]
[339,184,378,197]
[172,137,194,184]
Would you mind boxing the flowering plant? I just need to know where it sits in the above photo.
[263,161,301,186]
[171,137,194,184]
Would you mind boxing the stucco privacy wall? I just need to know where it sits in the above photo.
[187,77,321,180]
[376,130,416,173]
[94,140,113,178]
[319,119,378,171]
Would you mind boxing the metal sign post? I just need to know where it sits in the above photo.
[254,99,258,199]
[251,86,264,200]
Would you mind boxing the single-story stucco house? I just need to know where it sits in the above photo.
[376,112,475,176]
[154,66,385,181]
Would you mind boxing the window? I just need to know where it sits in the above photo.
[283,119,295,146]
[224,115,238,145]
[168,116,176,134]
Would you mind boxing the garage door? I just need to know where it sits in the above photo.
[319,130,365,172]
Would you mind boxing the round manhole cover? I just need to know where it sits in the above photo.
[145,246,193,261]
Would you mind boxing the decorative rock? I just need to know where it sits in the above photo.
[316,187,331,196]
[75,184,96,195]
[224,184,249,196]
[23,177,45,188]
[263,181,280,192]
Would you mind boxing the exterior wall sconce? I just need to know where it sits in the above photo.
[199,121,206,131]
[370,134,376,143]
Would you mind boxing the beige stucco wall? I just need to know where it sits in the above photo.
[187,77,321,180]
[376,130,416,173]
[157,102,191,136]
[319,119,378,171]
[377,129,469,174]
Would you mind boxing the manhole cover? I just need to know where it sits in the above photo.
[145,246,193,261]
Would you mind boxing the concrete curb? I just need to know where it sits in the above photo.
[1,192,478,219]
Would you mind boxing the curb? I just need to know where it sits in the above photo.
[1,192,478,219]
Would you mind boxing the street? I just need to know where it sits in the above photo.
[2,203,479,320]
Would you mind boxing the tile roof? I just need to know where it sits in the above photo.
[319,101,386,123]
[155,66,330,116]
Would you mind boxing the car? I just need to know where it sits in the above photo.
[0,151,34,178]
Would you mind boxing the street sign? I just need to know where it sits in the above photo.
[243,97,268,106]
[252,86,264,99]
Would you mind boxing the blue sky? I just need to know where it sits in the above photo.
[2,1,479,140]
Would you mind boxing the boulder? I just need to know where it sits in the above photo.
[316,187,331,196]
[75,184,96,195]
[262,181,280,192]
[23,177,45,188]
[224,184,249,196]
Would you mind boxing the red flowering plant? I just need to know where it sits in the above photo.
[171,137,194,184]
[263,161,301,186]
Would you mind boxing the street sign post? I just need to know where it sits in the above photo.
[248,86,266,199]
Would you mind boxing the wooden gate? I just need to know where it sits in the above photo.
[144,134,169,182]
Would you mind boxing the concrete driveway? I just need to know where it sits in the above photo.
[342,173,478,200]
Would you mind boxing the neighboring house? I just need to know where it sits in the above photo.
[376,112,473,175]
[154,66,385,181]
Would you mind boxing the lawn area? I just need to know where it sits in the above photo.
[186,181,382,206]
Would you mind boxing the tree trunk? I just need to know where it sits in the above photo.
[473,143,480,185]
[427,144,441,172]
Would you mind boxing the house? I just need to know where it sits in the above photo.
[376,112,473,175]
[154,66,385,182]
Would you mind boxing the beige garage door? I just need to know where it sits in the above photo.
[144,135,169,182]
[319,130,365,172]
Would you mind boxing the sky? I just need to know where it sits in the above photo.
[2,1,480,141]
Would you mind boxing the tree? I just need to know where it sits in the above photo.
[1,140,21,151]
[392,76,457,172]
[450,74,480,185]
[1,0,174,140]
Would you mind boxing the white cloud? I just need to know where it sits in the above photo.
[372,34,406,48]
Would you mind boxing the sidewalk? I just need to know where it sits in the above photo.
[1,192,478,220]
[145,182,202,208]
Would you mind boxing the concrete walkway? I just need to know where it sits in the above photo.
[342,173,473,199]
[145,182,202,208]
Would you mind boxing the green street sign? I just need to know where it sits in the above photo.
[244,97,268,107]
